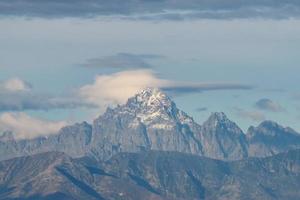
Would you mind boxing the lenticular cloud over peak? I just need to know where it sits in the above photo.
[78,70,252,110]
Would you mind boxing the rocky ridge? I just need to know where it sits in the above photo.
[0,88,300,161]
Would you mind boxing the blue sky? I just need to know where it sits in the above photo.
[1,1,300,137]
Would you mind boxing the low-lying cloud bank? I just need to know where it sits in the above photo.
[0,78,72,139]
[0,78,94,112]
[0,112,67,139]
[1,0,300,19]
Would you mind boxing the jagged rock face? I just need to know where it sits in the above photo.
[91,88,203,160]
[0,122,92,161]
[90,89,252,161]
[247,121,300,157]
[200,112,248,160]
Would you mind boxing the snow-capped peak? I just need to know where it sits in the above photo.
[124,88,176,127]
[130,87,172,108]
[99,88,194,130]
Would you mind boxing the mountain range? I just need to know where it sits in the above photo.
[0,88,300,200]
[1,88,300,161]
[1,150,300,200]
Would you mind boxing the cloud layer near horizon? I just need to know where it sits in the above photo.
[0,112,67,139]
[0,78,94,112]
[1,0,300,19]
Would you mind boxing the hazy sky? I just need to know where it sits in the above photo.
[1,0,300,137]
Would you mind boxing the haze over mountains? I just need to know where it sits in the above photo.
[1,88,300,161]
[0,88,300,200]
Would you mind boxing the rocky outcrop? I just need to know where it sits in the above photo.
[200,112,248,160]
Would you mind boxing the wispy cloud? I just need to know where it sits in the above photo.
[234,107,265,122]
[162,82,253,95]
[80,53,164,69]
[255,98,284,112]
[79,70,253,110]
[1,0,300,19]
[195,107,208,112]
[0,112,67,139]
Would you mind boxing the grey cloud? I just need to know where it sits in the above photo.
[80,53,164,69]
[255,98,284,112]
[234,107,265,122]
[0,78,95,112]
[196,107,208,112]
[262,88,287,93]
[0,91,95,112]
[162,82,253,95]
[1,0,300,19]
[292,93,300,100]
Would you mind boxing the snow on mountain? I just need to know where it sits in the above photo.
[0,88,300,162]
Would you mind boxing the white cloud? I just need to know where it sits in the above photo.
[1,78,32,92]
[78,70,167,108]
[0,112,67,139]
[79,69,252,110]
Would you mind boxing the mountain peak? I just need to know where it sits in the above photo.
[205,112,231,126]
[258,120,280,129]
[127,87,172,109]
[125,88,177,124]
[248,120,298,137]
[97,87,195,130]
[210,112,228,120]
[203,112,244,135]
[137,87,164,97]
[257,120,297,133]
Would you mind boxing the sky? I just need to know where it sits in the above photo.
[1,0,300,138]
